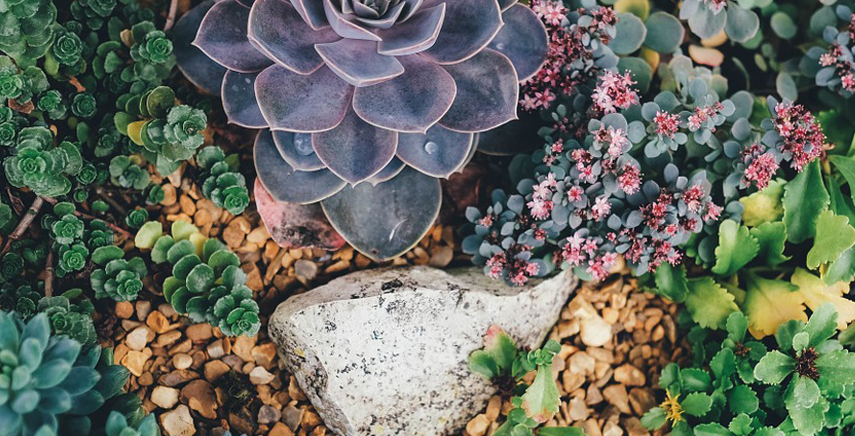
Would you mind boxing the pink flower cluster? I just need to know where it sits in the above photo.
[528,173,556,220]
[654,111,681,138]
[704,0,727,13]
[819,43,855,93]
[687,102,724,131]
[486,245,540,285]
[773,101,827,171]
[741,143,780,189]
[591,71,639,115]
[521,3,617,112]
[558,234,617,281]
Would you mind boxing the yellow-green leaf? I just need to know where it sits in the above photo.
[806,210,855,269]
[684,277,739,329]
[791,268,855,330]
[521,364,561,423]
[744,273,807,338]
[740,179,785,227]
[750,221,790,266]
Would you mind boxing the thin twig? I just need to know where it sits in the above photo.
[95,187,128,216]
[44,249,54,297]
[0,196,45,256]
[164,0,179,31]
[5,187,24,216]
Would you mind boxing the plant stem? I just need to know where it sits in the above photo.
[5,187,24,216]
[42,197,134,240]
[0,196,45,256]
[164,0,179,31]
[44,248,54,297]
[95,187,128,216]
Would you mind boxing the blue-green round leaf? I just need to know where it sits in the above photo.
[776,72,797,102]
[725,4,759,43]
[612,13,647,55]
[689,6,726,39]
[618,57,652,94]
[770,12,797,39]
[186,263,215,294]
[643,12,684,53]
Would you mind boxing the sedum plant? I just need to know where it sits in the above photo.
[196,146,249,216]
[135,220,261,337]
[175,0,550,261]
[90,249,147,302]
[3,126,83,198]
[642,305,855,436]
[469,326,582,436]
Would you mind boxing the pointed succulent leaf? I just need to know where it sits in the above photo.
[521,364,560,423]
[221,71,267,129]
[311,108,398,184]
[315,39,405,87]
[439,49,519,133]
[487,4,547,81]
[421,0,502,64]
[272,131,325,171]
[174,1,227,95]
[193,0,272,72]
[255,65,354,132]
[248,0,338,74]
[321,167,440,261]
[352,54,456,133]
[376,4,446,56]
[396,126,474,178]
[254,130,347,204]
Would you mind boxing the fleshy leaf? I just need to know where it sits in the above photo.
[312,108,398,184]
[643,11,684,53]
[684,277,738,330]
[248,0,338,75]
[724,4,759,43]
[254,180,345,250]
[611,13,646,55]
[744,273,806,338]
[221,71,267,128]
[754,350,795,384]
[521,364,561,423]
[712,220,759,276]
[439,49,519,133]
[421,0,502,64]
[487,4,548,81]
[352,54,456,133]
[681,392,712,417]
[272,131,325,171]
[688,4,726,39]
[815,349,855,382]
[255,65,354,132]
[377,4,446,56]
[320,167,441,261]
[783,161,829,244]
[193,0,273,72]
[806,210,855,269]
[396,126,474,178]
[174,1,227,95]
[254,130,346,203]
[791,269,855,330]
[826,247,855,285]
[315,40,405,87]
[829,155,855,205]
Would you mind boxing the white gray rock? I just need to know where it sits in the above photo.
[268,266,577,436]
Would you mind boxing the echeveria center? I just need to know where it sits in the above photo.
[355,0,398,16]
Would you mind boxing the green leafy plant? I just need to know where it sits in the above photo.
[642,304,855,436]
[4,126,82,197]
[108,155,149,190]
[469,326,582,436]
[39,293,97,345]
[135,220,260,337]
[196,146,249,216]
[90,248,146,302]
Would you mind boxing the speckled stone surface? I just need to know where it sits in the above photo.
[268,266,577,436]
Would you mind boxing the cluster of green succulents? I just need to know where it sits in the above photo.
[196,146,249,216]
[469,326,582,436]
[135,220,260,337]
[0,311,142,436]
[643,305,855,436]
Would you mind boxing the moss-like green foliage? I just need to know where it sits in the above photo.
[4,126,82,197]
[0,282,40,318]
[0,0,57,65]
[197,146,249,216]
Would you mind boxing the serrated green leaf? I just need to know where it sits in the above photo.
[654,263,688,303]
[727,385,759,414]
[754,350,795,384]
[804,303,838,347]
[680,392,712,417]
[684,277,739,330]
[788,376,820,409]
[806,210,855,269]
[829,155,855,205]
[728,414,753,436]
[640,407,666,430]
[726,312,748,343]
[826,174,855,224]
[788,397,828,436]
[521,365,560,423]
[815,349,855,381]
[712,220,759,276]
[825,247,855,285]
[693,423,732,436]
[537,427,585,436]
[783,160,829,244]
[749,222,790,266]
[482,325,518,375]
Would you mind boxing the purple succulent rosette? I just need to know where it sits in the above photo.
[175,0,548,260]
